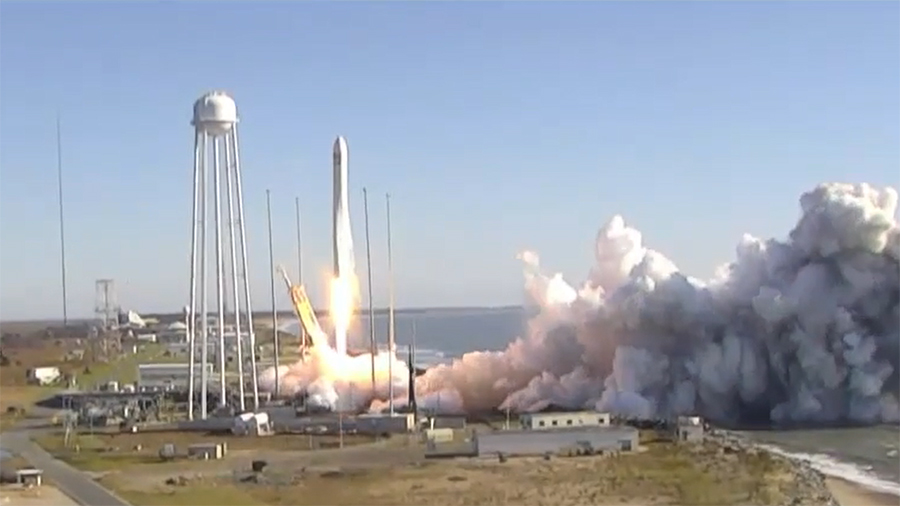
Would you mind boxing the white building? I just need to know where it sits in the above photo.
[232,412,273,436]
[26,366,61,386]
[519,411,612,431]
[135,333,158,343]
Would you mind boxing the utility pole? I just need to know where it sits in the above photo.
[386,192,396,415]
[295,197,307,349]
[363,188,376,396]
[266,190,279,398]
[56,113,69,326]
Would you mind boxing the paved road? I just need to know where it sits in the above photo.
[3,418,131,506]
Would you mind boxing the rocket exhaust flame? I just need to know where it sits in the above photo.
[330,274,357,355]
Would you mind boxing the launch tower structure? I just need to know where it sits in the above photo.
[187,91,260,420]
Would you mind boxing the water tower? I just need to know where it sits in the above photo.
[187,91,260,420]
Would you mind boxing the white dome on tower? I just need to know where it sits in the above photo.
[192,91,238,135]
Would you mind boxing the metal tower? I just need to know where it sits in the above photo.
[187,91,259,421]
[94,279,119,330]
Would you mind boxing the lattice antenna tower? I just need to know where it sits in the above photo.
[94,279,120,330]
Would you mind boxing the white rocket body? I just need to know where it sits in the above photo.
[332,136,355,356]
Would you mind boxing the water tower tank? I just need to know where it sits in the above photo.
[192,91,238,135]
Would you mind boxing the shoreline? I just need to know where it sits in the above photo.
[826,477,900,506]
[710,428,898,505]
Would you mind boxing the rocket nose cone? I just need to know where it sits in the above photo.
[333,136,348,154]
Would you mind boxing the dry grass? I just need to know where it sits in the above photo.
[243,441,791,506]
[98,479,262,506]
[90,437,809,506]
[34,429,379,472]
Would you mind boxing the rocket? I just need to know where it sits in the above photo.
[332,136,355,279]
[332,136,355,355]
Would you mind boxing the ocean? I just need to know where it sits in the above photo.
[282,307,900,497]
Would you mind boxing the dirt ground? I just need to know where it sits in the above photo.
[0,484,79,506]
[0,452,77,506]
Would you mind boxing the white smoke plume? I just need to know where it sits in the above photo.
[415,182,900,425]
[261,182,900,426]
[257,344,410,412]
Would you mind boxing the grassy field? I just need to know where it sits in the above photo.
[87,436,812,506]
[1,337,165,386]
[34,429,380,472]
[24,426,823,506]
[0,386,60,431]
[0,332,170,432]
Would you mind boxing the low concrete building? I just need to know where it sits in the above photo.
[16,468,42,487]
[135,333,158,343]
[423,427,455,444]
[187,443,224,460]
[519,411,611,430]
[677,416,703,426]
[428,416,466,429]
[356,412,416,434]
[675,416,706,443]
[475,426,638,457]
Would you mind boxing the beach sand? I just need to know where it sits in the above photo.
[826,477,900,506]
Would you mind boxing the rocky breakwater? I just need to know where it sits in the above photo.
[708,429,838,506]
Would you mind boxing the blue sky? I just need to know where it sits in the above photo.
[1,1,897,320]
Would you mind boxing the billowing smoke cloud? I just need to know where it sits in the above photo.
[258,344,409,411]
[415,182,900,425]
[262,182,900,426]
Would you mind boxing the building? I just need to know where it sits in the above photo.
[426,415,467,430]
[423,427,455,444]
[356,413,416,434]
[134,333,158,343]
[137,362,214,390]
[675,416,706,443]
[232,412,274,436]
[156,330,187,344]
[26,366,61,385]
[16,468,43,487]
[63,349,85,361]
[474,426,638,457]
[165,332,254,357]
[519,411,611,430]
